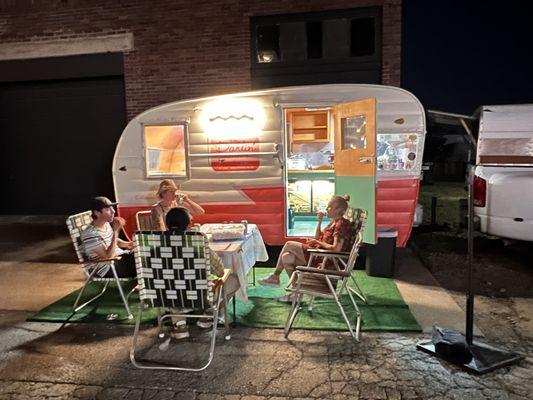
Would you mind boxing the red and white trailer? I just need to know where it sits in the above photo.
[113,84,425,246]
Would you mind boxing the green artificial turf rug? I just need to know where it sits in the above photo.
[28,268,421,332]
[238,268,421,331]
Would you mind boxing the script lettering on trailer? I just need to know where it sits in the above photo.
[208,137,259,171]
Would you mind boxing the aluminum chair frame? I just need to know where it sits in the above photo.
[306,207,368,312]
[284,209,367,341]
[66,211,134,319]
[130,230,232,372]
[135,210,154,230]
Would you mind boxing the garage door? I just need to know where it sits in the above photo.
[0,55,126,215]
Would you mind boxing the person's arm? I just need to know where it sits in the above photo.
[314,211,324,239]
[117,238,134,250]
[88,219,125,259]
[306,236,344,252]
[180,193,205,216]
[307,219,348,252]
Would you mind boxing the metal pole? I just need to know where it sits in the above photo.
[431,196,437,226]
[466,169,475,345]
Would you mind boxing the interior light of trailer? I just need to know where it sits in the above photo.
[200,98,266,139]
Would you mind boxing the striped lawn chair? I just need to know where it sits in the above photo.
[66,211,133,319]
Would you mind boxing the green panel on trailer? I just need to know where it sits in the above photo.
[335,175,376,244]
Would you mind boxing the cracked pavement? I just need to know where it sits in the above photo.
[0,315,532,399]
[0,217,532,399]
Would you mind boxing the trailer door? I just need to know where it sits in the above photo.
[333,98,377,244]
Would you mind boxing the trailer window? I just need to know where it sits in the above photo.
[377,133,419,172]
[341,115,367,150]
[143,124,188,178]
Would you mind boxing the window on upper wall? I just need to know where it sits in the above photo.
[250,7,381,88]
[306,21,322,59]
[143,124,188,178]
[350,17,375,57]
[256,25,281,63]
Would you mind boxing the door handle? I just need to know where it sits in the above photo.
[274,143,283,166]
[359,156,375,164]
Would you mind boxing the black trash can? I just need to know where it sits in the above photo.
[354,245,367,270]
[365,228,398,277]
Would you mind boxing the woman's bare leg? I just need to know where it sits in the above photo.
[259,241,307,287]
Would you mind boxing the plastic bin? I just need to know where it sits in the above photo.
[365,228,398,277]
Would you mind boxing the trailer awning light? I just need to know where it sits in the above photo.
[200,98,266,139]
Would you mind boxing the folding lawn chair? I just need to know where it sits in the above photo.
[135,210,154,230]
[66,211,134,319]
[130,230,232,371]
[284,209,368,341]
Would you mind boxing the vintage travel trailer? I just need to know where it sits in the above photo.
[113,84,426,247]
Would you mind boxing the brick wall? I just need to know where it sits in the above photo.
[0,0,402,120]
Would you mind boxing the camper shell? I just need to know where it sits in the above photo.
[113,84,426,246]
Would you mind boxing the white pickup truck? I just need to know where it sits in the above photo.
[429,105,533,242]
[473,105,533,241]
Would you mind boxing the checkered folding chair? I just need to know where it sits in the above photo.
[66,211,134,319]
[130,230,232,371]
[284,209,368,341]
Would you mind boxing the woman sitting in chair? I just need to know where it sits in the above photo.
[164,207,240,339]
[151,179,205,231]
[258,195,353,301]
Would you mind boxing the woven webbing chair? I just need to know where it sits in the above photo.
[135,210,154,230]
[130,230,232,371]
[66,211,133,319]
[284,209,368,341]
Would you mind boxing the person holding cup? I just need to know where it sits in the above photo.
[258,195,353,301]
[151,179,205,231]
[80,196,136,278]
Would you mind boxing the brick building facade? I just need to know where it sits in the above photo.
[0,0,401,120]
[0,0,401,214]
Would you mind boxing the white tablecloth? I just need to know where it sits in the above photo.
[200,224,268,302]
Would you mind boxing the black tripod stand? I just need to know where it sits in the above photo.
[416,171,524,374]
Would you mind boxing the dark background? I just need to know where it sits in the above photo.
[402,0,533,114]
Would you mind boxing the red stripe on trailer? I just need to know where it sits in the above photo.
[117,187,287,245]
[119,180,420,247]
[376,177,420,247]
[194,187,286,245]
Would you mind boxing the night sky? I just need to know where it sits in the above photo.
[402,1,533,114]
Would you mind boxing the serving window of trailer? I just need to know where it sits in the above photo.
[376,133,421,172]
[143,124,189,178]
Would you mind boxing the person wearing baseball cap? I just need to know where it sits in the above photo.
[80,196,136,278]
[151,179,205,231]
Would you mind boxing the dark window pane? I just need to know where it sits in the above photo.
[256,25,280,63]
[350,17,375,56]
[306,21,322,59]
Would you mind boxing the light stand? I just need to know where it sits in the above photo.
[416,168,524,374]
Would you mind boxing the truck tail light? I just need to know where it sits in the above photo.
[473,175,486,207]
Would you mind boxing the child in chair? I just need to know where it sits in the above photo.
[164,208,239,339]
